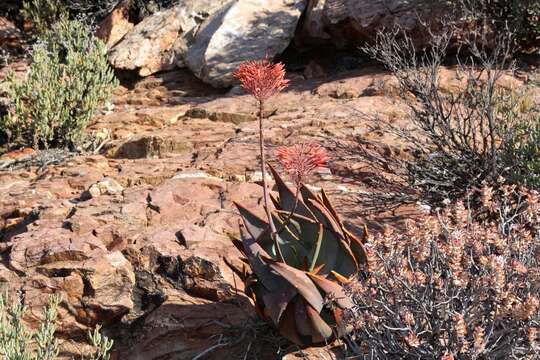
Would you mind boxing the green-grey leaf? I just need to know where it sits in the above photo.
[269,262,324,313]
[309,228,339,276]
[306,303,333,343]
[307,273,354,310]
[235,202,269,241]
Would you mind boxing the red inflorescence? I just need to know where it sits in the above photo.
[233,58,289,103]
[276,143,329,185]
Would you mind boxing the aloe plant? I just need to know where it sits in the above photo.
[232,164,368,346]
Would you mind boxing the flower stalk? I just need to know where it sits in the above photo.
[234,59,289,261]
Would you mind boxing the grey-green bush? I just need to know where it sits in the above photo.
[0,294,59,360]
[358,18,540,204]
[21,0,69,35]
[21,0,177,26]
[0,293,113,360]
[0,18,118,150]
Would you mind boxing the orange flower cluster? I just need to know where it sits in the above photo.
[233,58,289,103]
[276,143,328,185]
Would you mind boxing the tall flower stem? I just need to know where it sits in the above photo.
[258,101,283,261]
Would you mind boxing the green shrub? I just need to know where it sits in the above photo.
[358,16,540,204]
[0,294,60,360]
[21,0,69,36]
[0,18,118,150]
[0,293,113,360]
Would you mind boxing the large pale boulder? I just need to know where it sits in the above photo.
[300,0,451,48]
[185,0,307,88]
[108,6,185,76]
[108,0,231,76]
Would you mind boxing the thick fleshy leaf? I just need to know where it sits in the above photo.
[246,281,267,320]
[334,238,360,278]
[332,307,353,338]
[305,303,333,343]
[267,163,315,218]
[273,214,309,268]
[346,230,369,269]
[307,199,344,237]
[262,288,297,326]
[269,261,324,313]
[312,263,325,274]
[240,225,298,325]
[307,273,354,310]
[309,228,339,276]
[278,299,303,346]
[294,296,312,337]
[235,202,269,241]
[299,183,319,203]
[320,188,343,226]
[309,224,324,272]
[331,271,351,284]
[231,238,246,256]
[279,211,321,250]
[239,225,286,292]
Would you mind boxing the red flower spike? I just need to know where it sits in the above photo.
[276,143,329,185]
[233,58,289,102]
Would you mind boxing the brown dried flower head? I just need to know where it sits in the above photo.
[276,143,329,185]
[233,58,289,103]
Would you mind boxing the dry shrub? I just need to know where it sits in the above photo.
[346,195,540,359]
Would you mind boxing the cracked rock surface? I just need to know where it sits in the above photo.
[2,62,531,358]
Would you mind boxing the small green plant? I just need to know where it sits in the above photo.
[0,293,60,360]
[0,293,113,360]
[88,325,114,360]
[21,0,69,36]
[1,18,118,150]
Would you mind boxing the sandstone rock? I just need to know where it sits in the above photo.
[298,0,330,44]
[9,229,106,272]
[108,0,231,76]
[185,95,260,124]
[303,60,327,79]
[302,0,451,48]
[314,69,395,98]
[185,0,306,87]
[96,0,134,49]
[115,291,253,360]
[172,0,234,67]
[81,250,135,320]
[109,133,193,159]
[82,178,124,199]
[108,6,184,76]
[1,62,506,359]
[282,346,343,359]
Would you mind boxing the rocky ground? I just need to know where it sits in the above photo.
[1,26,539,359]
[0,0,539,358]
[0,59,430,359]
